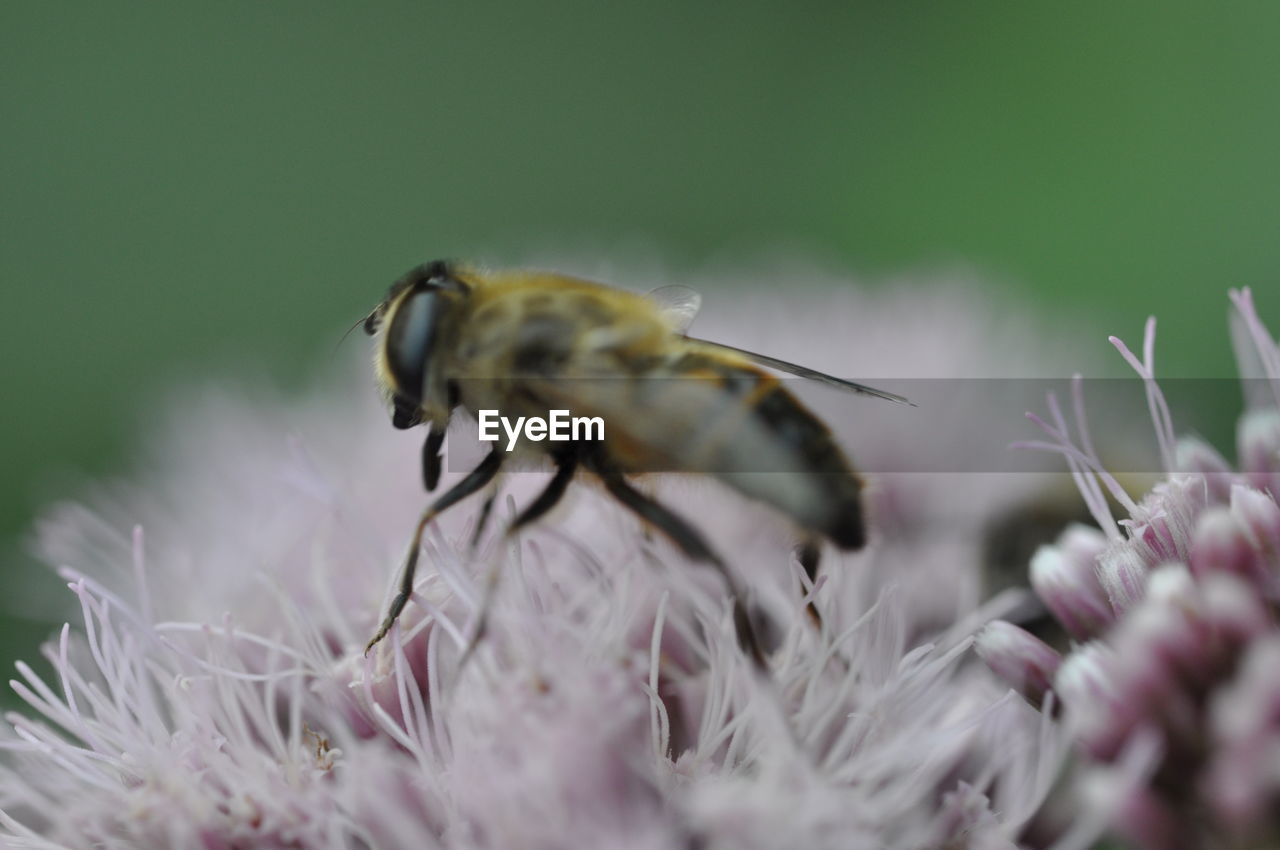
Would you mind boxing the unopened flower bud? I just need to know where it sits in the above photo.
[1229,485,1280,596]
[1030,525,1114,639]
[975,620,1062,709]
[1136,476,1208,566]
[1189,507,1257,585]
[1059,522,1110,565]
[1143,562,1197,605]
[1200,572,1273,645]
[1120,567,1214,707]
[1055,642,1126,759]
[1097,545,1149,614]
[1175,436,1236,503]
[1205,637,1280,835]
[1237,408,1280,495]
[1112,784,1186,850]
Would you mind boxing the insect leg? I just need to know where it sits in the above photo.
[468,490,498,551]
[421,424,447,492]
[795,537,824,628]
[594,467,766,668]
[466,445,576,554]
[365,449,504,654]
[506,455,578,534]
[456,455,578,671]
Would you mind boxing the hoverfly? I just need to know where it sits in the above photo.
[361,260,911,660]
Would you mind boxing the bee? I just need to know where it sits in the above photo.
[361,260,911,660]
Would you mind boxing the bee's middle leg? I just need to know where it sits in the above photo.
[468,489,498,552]
[594,467,767,669]
[456,454,578,669]
[795,537,824,628]
[365,449,504,655]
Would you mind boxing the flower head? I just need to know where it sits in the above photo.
[2,280,1078,849]
[987,287,1280,849]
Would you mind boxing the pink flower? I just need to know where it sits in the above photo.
[1,278,1078,849]
[974,620,1061,709]
[1029,523,1114,639]
[992,287,1280,849]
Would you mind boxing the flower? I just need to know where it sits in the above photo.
[1028,523,1114,639]
[985,287,1280,849]
[1,278,1080,849]
[974,620,1061,710]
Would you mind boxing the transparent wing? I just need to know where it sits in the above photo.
[688,337,916,406]
[647,284,703,333]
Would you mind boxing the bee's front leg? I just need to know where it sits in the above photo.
[421,424,447,492]
[365,449,505,655]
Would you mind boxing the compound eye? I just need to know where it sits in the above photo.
[384,288,441,405]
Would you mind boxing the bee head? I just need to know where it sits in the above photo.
[370,260,469,430]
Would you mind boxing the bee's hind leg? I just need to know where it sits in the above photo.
[456,455,578,670]
[593,465,816,760]
[365,449,504,655]
[593,467,767,669]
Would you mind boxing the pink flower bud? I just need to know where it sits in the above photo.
[1055,642,1127,759]
[1199,573,1273,645]
[1205,636,1280,837]
[1113,568,1215,725]
[975,620,1062,709]
[1237,408,1280,495]
[1112,784,1186,850]
[1030,525,1115,639]
[1189,507,1257,585]
[1060,522,1110,567]
[1135,476,1209,565]
[1097,544,1149,613]
[1229,485,1280,596]
[1175,436,1236,503]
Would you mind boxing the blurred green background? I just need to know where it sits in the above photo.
[3,2,1279,671]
